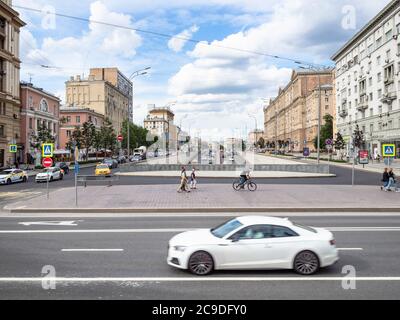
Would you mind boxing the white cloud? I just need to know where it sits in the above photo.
[167,25,199,52]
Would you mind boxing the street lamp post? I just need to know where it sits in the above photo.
[128,67,151,158]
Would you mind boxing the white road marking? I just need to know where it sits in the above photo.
[337,248,363,251]
[0,276,399,282]
[19,220,82,226]
[61,249,124,252]
[0,227,400,234]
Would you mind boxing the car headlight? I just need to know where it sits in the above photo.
[173,246,187,252]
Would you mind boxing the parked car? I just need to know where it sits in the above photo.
[102,158,118,169]
[95,163,111,176]
[35,167,64,183]
[0,169,29,185]
[130,154,143,162]
[167,216,338,276]
[54,162,70,174]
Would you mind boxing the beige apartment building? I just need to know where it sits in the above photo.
[0,0,24,168]
[65,68,132,135]
[143,105,178,150]
[264,69,335,152]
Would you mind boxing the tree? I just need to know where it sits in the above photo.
[334,132,346,160]
[121,120,150,150]
[98,118,117,153]
[257,137,265,149]
[31,125,55,149]
[314,114,333,151]
[352,124,365,150]
[66,126,83,152]
[81,121,96,160]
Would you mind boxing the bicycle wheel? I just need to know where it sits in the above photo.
[232,180,242,191]
[247,181,257,191]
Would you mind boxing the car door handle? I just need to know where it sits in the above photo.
[264,245,272,248]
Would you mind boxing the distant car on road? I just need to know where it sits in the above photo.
[167,216,338,276]
[54,162,70,174]
[35,167,64,183]
[95,163,111,176]
[0,169,28,185]
[130,154,143,162]
[102,158,118,169]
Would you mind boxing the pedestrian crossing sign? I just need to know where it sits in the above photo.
[9,144,17,153]
[42,143,54,158]
[382,144,396,157]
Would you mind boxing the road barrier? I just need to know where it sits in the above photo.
[77,175,119,188]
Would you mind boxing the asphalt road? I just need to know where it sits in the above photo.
[0,215,399,299]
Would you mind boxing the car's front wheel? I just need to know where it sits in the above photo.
[293,250,320,275]
[188,251,214,276]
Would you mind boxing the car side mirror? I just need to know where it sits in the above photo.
[231,235,240,242]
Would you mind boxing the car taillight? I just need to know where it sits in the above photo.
[330,239,336,246]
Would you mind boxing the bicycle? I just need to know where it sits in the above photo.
[232,178,257,191]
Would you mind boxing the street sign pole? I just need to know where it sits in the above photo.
[47,174,49,199]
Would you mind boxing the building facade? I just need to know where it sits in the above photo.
[0,0,24,168]
[143,105,177,150]
[263,70,334,152]
[65,68,131,135]
[332,0,400,158]
[248,129,264,146]
[20,82,61,164]
[59,106,104,150]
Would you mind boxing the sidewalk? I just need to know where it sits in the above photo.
[5,183,400,213]
[263,153,400,174]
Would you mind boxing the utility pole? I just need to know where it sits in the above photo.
[317,73,321,164]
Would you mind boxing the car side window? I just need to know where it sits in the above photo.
[230,225,273,240]
[271,226,299,238]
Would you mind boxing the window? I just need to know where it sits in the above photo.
[66,130,71,137]
[29,118,32,129]
[369,77,373,86]
[229,225,273,240]
[271,226,299,238]
[385,30,393,41]
[376,37,382,47]
[66,116,71,123]
[0,124,4,137]
[370,123,374,132]
[377,56,381,65]
[378,89,382,98]
[369,93,373,101]
[39,99,49,112]
[211,219,243,238]
[378,105,383,114]
[377,72,382,82]
[76,116,80,123]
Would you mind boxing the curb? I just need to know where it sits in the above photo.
[6,207,400,214]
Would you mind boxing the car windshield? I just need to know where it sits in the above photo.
[97,165,109,169]
[211,219,243,238]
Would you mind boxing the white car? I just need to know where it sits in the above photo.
[0,169,29,185]
[35,167,64,183]
[167,216,339,275]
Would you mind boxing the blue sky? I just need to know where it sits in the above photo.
[14,0,390,140]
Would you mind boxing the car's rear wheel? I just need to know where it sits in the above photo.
[50,176,54,182]
[22,176,27,182]
[6,179,11,185]
[188,251,214,275]
[293,250,319,275]
[60,174,64,180]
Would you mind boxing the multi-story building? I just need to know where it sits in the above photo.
[263,70,334,152]
[144,105,176,147]
[59,106,104,150]
[332,0,400,158]
[65,68,131,134]
[248,129,264,146]
[20,82,61,163]
[0,0,24,168]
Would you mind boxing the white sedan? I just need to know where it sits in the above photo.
[35,167,64,183]
[167,216,339,275]
[0,169,29,185]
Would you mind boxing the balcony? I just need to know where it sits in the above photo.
[356,101,368,112]
[339,109,348,118]
[381,92,397,103]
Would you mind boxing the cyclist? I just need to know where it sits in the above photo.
[239,168,251,189]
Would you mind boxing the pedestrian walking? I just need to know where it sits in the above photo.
[177,166,190,193]
[385,168,397,191]
[190,168,197,189]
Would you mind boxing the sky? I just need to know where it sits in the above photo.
[14,0,391,141]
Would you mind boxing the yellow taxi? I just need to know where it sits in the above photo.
[95,163,111,176]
